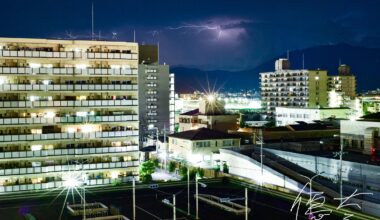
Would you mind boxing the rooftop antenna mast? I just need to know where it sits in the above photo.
[339,57,342,66]
[133,30,136,42]
[158,41,160,64]
[302,53,305,69]
[91,2,94,40]
[287,49,290,60]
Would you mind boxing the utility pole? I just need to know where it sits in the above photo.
[187,167,190,216]
[163,125,167,170]
[339,142,343,199]
[195,174,199,220]
[245,188,248,220]
[91,2,94,40]
[133,177,136,220]
[82,187,86,220]
[173,194,176,220]
[260,128,264,185]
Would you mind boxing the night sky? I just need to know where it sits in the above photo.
[0,0,379,71]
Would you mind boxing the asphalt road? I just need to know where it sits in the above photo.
[0,179,362,220]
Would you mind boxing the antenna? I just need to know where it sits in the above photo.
[133,30,136,42]
[287,49,290,60]
[91,2,94,40]
[302,53,305,69]
[158,41,160,64]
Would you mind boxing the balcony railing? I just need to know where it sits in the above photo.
[0,99,138,109]
[0,145,139,159]
[0,130,139,143]
[0,50,138,60]
[0,114,138,126]
[0,161,139,177]
[0,176,137,193]
[0,84,138,92]
[0,67,138,76]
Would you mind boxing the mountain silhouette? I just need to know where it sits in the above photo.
[171,43,380,93]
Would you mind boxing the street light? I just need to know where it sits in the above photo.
[333,134,346,199]
[255,128,264,186]
[195,174,207,220]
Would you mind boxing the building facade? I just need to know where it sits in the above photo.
[275,106,350,126]
[341,118,380,155]
[328,64,356,99]
[178,98,238,132]
[0,37,140,193]
[168,128,240,165]
[260,59,328,116]
[138,45,175,142]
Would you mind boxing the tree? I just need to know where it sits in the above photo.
[179,166,188,181]
[223,163,229,173]
[152,158,160,168]
[196,167,205,178]
[168,161,176,173]
[139,160,156,183]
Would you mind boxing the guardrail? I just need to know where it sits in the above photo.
[0,114,138,125]
[0,161,139,177]
[0,145,139,159]
[0,84,138,92]
[0,67,138,76]
[0,130,139,143]
[0,99,138,108]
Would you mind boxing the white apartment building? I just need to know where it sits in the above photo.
[260,59,328,116]
[0,37,140,193]
[275,106,351,126]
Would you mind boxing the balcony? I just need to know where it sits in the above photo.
[0,130,139,143]
[0,67,138,76]
[0,50,138,60]
[0,50,74,59]
[0,176,136,193]
[0,145,139,159]
[0,161,139,177]
[86,52,138,60]
[0,84,138,92]
[0,114,138,126]
[0,99,138,109]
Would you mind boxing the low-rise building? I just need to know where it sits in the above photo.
[178,96,238,132]
[168,128,240,165]
[340,113,380,155]
[275,106,351,126]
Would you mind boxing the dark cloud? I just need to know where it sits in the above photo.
[0,0,379,70]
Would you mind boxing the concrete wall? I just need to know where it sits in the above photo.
[219,149,303,191]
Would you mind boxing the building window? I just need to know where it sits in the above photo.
[223,140,233,146]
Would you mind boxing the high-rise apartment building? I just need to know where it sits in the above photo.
[260,59,328,116]
[138,45,175,141]
[0,37,140,193]
[328,64,356,99]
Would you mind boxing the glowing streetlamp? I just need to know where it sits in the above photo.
[207,94,215,102]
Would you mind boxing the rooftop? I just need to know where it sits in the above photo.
[359,112,380,122]
[168,128,240,141]
[180,109,200,116]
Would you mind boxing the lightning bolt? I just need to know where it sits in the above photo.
[167,24,223,39]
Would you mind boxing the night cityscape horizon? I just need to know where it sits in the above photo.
[0,1,379,220]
